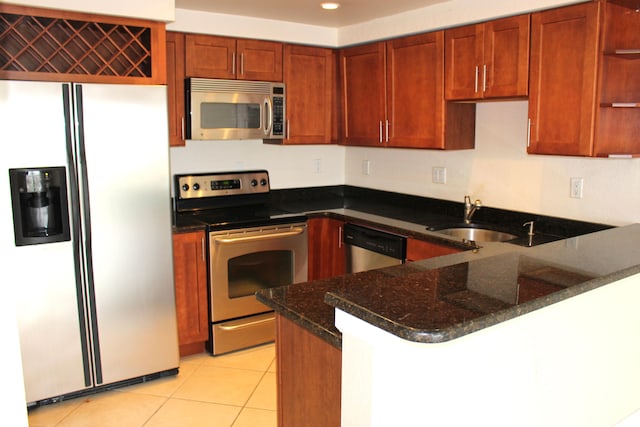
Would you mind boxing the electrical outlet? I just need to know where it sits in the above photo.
[313,159,321,173]
[362,160,371,175]
[432,167,446,184]
[570,177,583,199]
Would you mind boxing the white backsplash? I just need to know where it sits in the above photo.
[171,101,640,226]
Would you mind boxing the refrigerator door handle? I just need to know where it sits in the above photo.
[72,84,104,385]
[63,83,93,388]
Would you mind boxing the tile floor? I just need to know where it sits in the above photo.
[27,343,277,427]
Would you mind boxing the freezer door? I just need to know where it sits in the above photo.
[78,84,179,384]
[0,81,91,402]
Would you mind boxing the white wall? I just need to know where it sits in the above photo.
[170,141,345,189]
[2,0,174,21]
[345,102,640,226]
[167,8,338,47]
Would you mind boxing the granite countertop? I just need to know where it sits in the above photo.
[258,215,639,350]
[173,184,619,349]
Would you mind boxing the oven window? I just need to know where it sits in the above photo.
[201,102,261,129]
[227,250,293,298]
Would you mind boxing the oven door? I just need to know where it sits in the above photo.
[209,223,308,322]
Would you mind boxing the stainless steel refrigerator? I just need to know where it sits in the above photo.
[0,80,179,405]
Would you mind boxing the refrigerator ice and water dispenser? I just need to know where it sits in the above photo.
[9,167,70,246]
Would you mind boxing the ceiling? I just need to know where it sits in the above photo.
[174,0,450,27]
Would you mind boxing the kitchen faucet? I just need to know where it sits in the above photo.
[464,195,482,224]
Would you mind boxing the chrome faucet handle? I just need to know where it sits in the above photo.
[464,195,471,205]
[523,221,535,236]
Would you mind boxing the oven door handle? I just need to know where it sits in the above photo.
[213,227,305,244]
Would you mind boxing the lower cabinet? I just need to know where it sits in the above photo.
[276,314,341,427]
[172,231,209,356]
[406,237,462,262]
[308,217,345,280]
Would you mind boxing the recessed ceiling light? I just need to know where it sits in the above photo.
[321,2,340,10]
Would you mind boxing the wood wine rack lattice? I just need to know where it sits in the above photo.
[0,12,152,78]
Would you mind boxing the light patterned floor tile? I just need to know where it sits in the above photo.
[245,373,276,411]
[232,408,277,427]
[54,390,166,427]
[119,360,198,398]
[200,343,275,372]
[27,349,277,427]
[172,365,264,406]
[144,398,241,427]
[28,397,85,427]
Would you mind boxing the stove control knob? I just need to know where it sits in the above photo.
[260,179,267,186]
[250,179,258,187]
[193,183,200,191]
[182,184,189,192]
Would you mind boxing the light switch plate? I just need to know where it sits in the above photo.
[432,167,446,184]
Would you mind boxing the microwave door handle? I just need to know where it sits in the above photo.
[263,97,273,136]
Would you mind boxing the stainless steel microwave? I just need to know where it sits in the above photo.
[186,78,285,141]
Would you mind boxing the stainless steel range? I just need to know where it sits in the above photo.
[174,170,307,355]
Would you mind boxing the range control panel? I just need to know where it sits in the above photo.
[176,170,270,200]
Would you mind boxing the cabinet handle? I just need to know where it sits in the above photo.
[527,118,531,148]
[201,237,205,262]
[232,53,236,75]
[180,116,185,141]
[379,121,383,143]
[240,53,244,75]
[482,64,487,93]
[286,120,290,139]
[385,119,389,142]
[338,226,343,249]
[474,65,479,93]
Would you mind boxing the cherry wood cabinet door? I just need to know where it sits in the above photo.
[172,231,209,356]
[446,15,529,100]
[237,39,283,81]
[185,34,236,79]
[340,42,386,146]
[483,15,530,98]
[528,2,600,156]
[445,24,483,100]
[276,315,341,427]
[406,238,462,262]
[307,217,345,281]
[166,32,186,147]
[283,45,336,144]
[386,32,445,148]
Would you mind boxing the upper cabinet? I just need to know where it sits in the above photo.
[341,32,475,149]
[445,15,530,100]
[281,44,337,144]
[185,34,283,82]
[166,32,186,147]
[528,2,600,156]
[528,0,640,157]
[0,4,166,85]
[340,42,386,146]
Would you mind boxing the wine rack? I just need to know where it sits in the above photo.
[0,5,165,84]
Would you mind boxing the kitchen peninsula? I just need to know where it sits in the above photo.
[258,208,640,426]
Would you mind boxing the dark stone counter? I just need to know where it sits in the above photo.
[259,224,640,349]
[172,183,619,349]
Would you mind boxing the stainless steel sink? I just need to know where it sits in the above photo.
[433,227,518,243]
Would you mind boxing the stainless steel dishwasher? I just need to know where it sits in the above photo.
[343,223,406,273]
